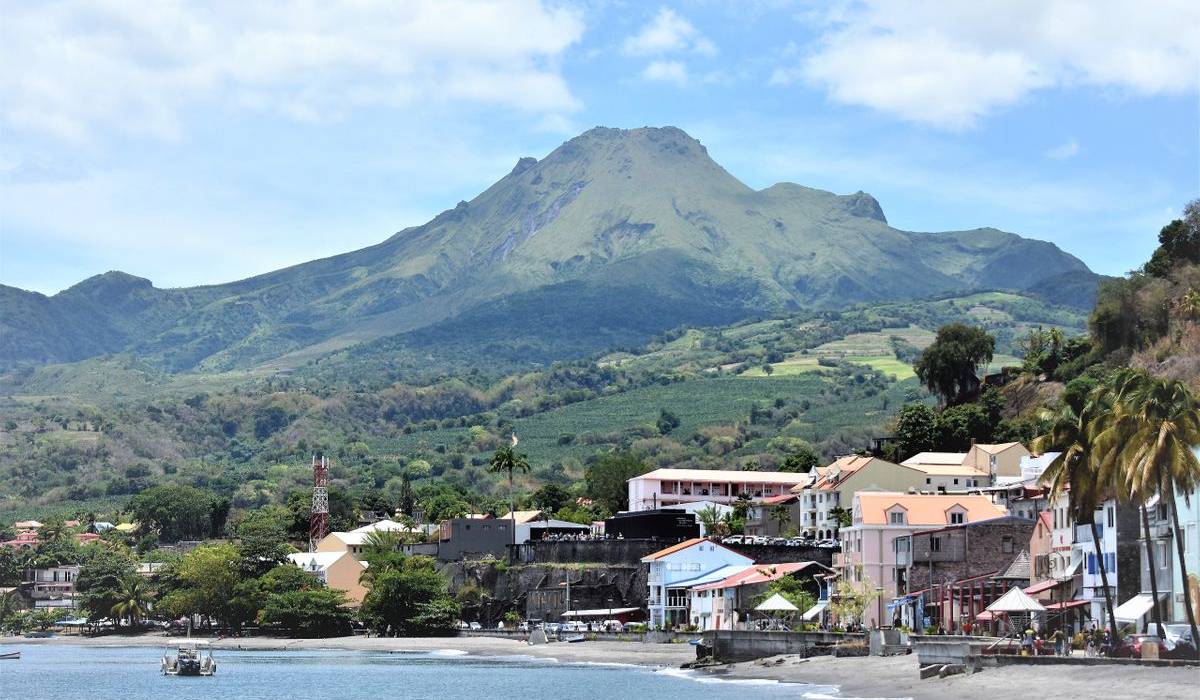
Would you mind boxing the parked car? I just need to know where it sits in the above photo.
[517,621,530,632]
[1113,634,1160,658]
[722,535,745,545]
[544,623,562,635]
[457,621,470,630]
[1161,624,1197,659]
[468,622,482,631]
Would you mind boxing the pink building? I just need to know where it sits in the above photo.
[837,492,1007,627]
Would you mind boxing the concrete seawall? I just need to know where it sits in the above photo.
[702,629,865,662]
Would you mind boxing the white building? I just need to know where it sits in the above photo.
[628,468,812,512]
[642,538,753,629]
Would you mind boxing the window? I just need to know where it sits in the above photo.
[931,537,942,552]
[953,478,959,485]
[1087,553,1096,575]
[890,511,906,525]
[1001,536,1014,554]
[1107,506,1115,528]
[949,512,965,525]
[1157,542,1168,567]
[925,478,931,485]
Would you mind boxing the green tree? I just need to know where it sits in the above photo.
[233,507,293,576]
[1033,388,1118,633]
[157,544,247,632]
[585,452,651,513]
[110,575,151,628]
[531,483,572,514]
[1143,199,1200,277]
[892,403,938,461]
[127,485,221,542]
[75,546,137,623]
[359,555,459,637]
[656,409,681,435]
[259,587,354,638]
[913,324,995,406]
[779,445,820,472]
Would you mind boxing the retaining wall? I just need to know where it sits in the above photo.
[702,629,865,663]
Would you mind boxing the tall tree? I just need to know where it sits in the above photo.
[489,440,531,545]
[1100,369,1200,655]
[1033,389,1118,633]
[913,324,995,406]
[110,575,151,628]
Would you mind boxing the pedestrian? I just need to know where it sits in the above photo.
[1021,628,1035,656]
[1051,628,1065,656]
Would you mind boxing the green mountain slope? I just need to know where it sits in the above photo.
[0,126,1099,374]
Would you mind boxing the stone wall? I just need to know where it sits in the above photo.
[906,519,1036,591]
[703,629,865,662]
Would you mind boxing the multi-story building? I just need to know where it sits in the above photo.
[642,538,752,629]
[792,455,927,541]
[26,565,80,609]
[687,561,831,630]
[286,551,368,604]
[897,516,1036,594]
[1168,477,1200,623]
[627,468,813,512]
[838,492,1007,627]
[1066,497,1141,629]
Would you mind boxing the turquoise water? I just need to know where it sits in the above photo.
[0,645,850,700]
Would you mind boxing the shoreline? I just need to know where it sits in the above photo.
[6,633,1198,699]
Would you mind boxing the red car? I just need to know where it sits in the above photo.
[1113,634,1159,658]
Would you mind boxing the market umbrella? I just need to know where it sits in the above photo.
[756,593,800,612]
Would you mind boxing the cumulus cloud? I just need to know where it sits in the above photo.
[1045,138,1080,160]
[0,0,585,141]
[782,0,1200,129]
[623,7,716,57]
[642,60,689,86]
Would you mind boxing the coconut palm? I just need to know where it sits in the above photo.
[489,440,531,545]
[1033,388,1118,632]
[1100,369,1200,655]
[110,575,151,628]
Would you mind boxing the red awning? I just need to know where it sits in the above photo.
[1024,578,1066,595]
[1044,600,1089,611]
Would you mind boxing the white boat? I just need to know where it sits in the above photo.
[162,641,216,676]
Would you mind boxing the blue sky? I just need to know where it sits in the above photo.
[2,1,1197,295]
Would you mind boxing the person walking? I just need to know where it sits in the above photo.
[1051,628,1065,656]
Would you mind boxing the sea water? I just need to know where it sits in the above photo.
[0,644,863,700]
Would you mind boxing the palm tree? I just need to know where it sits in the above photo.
[769,505,792,535]
[1101,369,1200,655]
[1033,388,1118,632]
[696,505,729,538]
[110,575,151,628]
[489,440,531,545]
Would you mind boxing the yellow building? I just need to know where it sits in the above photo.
[286,551,368,604]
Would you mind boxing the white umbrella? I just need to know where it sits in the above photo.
[985,586,1047,613]
[755,593,800,612]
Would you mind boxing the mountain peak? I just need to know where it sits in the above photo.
[841,191,887,223]
[59,271,153,299]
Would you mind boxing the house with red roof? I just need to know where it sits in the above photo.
[641,538,752,629]
[688,560,832,630]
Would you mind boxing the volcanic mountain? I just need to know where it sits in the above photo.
[0,126,1099,373]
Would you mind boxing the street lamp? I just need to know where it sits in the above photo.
[875,586,884,630]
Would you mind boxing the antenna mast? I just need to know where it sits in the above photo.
[309,454,329,551]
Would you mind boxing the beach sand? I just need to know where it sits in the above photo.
[8,633,1198,699]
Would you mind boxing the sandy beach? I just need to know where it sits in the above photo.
[7,633,1198,699]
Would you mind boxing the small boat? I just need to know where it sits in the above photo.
[0,651,20,660]
[564,634,587,643]
[162,641,216,676]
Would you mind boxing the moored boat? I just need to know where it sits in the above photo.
[162,641,216,676]
[0,651,20,660]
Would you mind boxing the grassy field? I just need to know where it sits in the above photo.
[375,374,833,464]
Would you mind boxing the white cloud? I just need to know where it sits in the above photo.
[0,0,585,142]
[642,60,689,86]
[623,7,715,56]
[785,0,1200,129]
[1045,138,1080,160]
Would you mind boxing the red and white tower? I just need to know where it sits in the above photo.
[309,454,329,551]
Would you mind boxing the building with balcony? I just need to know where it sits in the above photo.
[897,515,1036,594]
[627,468,813,512]
[687,561,831,630]
[791,455,930,540]
[27,565,80,609]
[642,538,753,629]
[838,492,1008,627]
